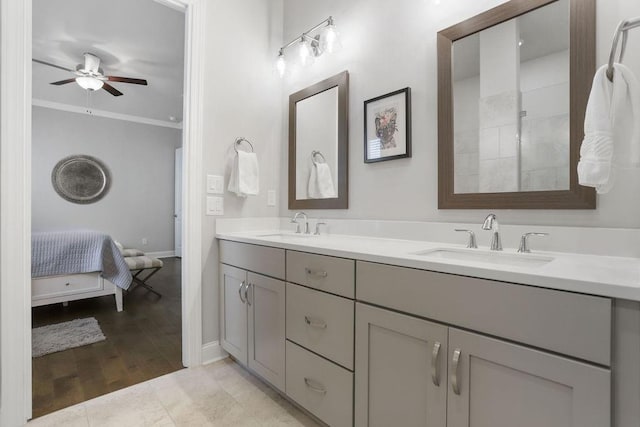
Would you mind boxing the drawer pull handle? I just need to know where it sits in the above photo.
[305,268,328,278]
[65,283,70,286]
[451,348,462,395]
[238,281,246,304]
[245,283,252,306]
[431,341,441,387]
[304,316,327,329]
[304,377,327,395]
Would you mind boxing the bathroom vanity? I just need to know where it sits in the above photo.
[217,229,639,427]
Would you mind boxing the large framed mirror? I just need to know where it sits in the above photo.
[438,0,596,209]
[289,71,349,209]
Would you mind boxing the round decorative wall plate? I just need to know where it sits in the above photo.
[51,155,111,204]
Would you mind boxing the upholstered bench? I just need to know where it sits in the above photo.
[114,242,163,297]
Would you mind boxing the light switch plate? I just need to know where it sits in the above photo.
[267,190,276,207]
[206,196,224,216]
[207,175,224,194]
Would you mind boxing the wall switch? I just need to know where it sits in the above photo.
[206,196,224,216]
[267,190,276,207]
[207,175,224,194]
[142,237,148,246]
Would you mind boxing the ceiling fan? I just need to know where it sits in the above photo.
[33,52,148,97]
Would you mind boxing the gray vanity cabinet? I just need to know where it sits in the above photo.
[219,245,286,392]
[354,303,448,427]
[446,328,611,427]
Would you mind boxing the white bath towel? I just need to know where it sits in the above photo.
[578,63,640,193]
[228,151,259,197]
[308,162,336,199]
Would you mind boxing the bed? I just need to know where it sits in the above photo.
[31,231,133,312]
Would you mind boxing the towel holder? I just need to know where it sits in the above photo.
[311,150,326,165]
[234,137,255,153]
[607,17,640,81]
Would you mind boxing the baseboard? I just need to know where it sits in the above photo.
[202,341,228,365]
[146,250,176,259]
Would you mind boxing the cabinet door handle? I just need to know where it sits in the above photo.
[305,268,328,278]
[238,281,246,304]
[304,316,327,329]
[451,348,462,395]
[304,377,327,395]
[431,341,441,387]
[245,283,252,306]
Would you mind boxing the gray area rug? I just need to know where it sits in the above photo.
[32,317,106,357]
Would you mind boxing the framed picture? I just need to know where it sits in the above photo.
[364,87,411,163]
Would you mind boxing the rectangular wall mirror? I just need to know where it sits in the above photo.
[289,71,349,209]
[438,0,596,209]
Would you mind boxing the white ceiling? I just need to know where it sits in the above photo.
[453,0,569,81]
[32,0,185,123]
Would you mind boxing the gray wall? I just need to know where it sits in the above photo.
[32,106,181,252]
[279,0,640,229]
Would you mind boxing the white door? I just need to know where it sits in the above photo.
[174,147,183,257]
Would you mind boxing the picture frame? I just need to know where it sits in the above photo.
[364,87,411,163]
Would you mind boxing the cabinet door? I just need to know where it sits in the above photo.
[447,328,611,427]
[220,264,248,365]
[355,303,447,427]
[247,272,286,391]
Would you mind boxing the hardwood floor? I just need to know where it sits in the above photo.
[31,257,183,419]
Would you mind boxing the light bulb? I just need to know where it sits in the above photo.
[276,51,286,77]
[320,22,340,54]
[298,38,312,66]
[75,76,104,91]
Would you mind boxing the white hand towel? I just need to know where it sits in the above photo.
[578,63,640,194]
[228,151,259,197]
[308,162,336,199]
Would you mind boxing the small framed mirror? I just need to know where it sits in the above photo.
[288,71,349,209]
[438,0,596,209]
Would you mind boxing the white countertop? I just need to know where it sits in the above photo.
[216,230,640,301]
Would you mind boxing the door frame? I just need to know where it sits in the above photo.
[0,0,205,423]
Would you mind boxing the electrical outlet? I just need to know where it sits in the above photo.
[142,238,148,246]
[207,175,224,194]
[267,190,276,207]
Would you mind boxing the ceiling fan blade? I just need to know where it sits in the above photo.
[50,78,77,86]
[102,83,123,97]
[107,76,148,85]
[33,58,74,73]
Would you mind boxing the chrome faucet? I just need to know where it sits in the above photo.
[291,212,309,234]
[482,214,502,251]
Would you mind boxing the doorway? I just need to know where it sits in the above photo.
[0,0,205,424]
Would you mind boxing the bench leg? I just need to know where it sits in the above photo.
[115,287,123,312]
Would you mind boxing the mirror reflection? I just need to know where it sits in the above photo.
[295,87,339,200]
[453,0,570,194]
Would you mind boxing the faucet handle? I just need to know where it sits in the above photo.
[455,229,478,249]
[518,232,548,253]
[314,221,327,235]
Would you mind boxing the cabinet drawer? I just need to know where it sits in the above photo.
[286,251,354,298]
[219,240,285,279]
[286,341,353,427]
[32,274,103,300]
[357,261,612,366]
[286,283,354,370]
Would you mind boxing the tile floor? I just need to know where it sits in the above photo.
[28,358,322,427]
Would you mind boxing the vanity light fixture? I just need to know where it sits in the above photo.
[276,16,340,77]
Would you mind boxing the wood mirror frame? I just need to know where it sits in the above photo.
[288,71,349,210]
[437,0,596,209]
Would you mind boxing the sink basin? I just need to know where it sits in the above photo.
[256,232,318,239]
[414,248,554,268]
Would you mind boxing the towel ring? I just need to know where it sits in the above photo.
[312,150,326,165]
[607,17,640,81]
[234,137,255,153]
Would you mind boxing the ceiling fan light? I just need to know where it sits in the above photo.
[76,76,104,91]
